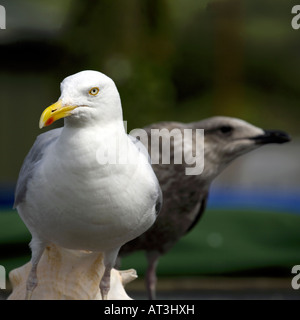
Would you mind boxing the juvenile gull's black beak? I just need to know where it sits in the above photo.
[251,130,291,145]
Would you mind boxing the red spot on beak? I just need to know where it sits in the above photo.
[45,117,54,126]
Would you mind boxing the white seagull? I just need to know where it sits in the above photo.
[14,70,162,300]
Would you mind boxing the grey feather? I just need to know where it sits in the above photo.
[14,128,62,208]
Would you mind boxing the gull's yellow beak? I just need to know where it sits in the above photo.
[39,100,78,129]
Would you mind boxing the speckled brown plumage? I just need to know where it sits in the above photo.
[119,116,290,299]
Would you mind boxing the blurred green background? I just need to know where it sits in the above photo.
[1,0,300,296]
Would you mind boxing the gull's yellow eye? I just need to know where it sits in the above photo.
[89,87,99,96]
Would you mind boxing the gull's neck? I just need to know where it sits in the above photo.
[61,119,126,143]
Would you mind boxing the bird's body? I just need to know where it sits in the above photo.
[14,70,161,299]
[18,126,157,252]
[120,117,291,299]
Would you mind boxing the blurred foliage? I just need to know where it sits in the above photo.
[1,208,300,277]
[123,208,300,277]
[0,0,300,180]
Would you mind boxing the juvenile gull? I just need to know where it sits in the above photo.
[14,70,162,300]
[120,116,291,299]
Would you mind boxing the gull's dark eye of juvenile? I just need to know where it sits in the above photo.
[89,87,100,96]
[219,125,233,134]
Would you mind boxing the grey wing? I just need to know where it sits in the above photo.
[185,192,209,234]
[13,128,62,208]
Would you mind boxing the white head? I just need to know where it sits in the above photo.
[39,70,123,129]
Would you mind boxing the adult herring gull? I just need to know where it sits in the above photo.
[14,70,162,300]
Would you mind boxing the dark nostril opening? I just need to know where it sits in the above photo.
[51,109,57,113]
